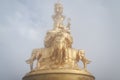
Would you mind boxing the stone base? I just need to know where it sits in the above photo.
[23,69,95,80]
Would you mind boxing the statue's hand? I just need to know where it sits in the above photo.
[26,59,33,64]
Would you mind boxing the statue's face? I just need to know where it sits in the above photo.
[55,4,63,14]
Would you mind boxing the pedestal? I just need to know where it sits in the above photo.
[23,69,95,80]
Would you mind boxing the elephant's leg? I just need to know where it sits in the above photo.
[36,61,40,69]
[30,63,33,71]
[84,63,86,69]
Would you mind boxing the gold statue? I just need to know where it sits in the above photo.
[26,1,90,72]
[23,1,95,80]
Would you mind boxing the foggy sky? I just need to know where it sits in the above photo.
[0,0,120,80]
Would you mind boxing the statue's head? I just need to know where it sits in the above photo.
[54,2,63,14]
[79,50,85,56]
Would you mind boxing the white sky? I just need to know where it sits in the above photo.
[0,0,120,80]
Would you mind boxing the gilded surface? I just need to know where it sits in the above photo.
[23,72,95,80]
[23,1,95,80]
[25,1,92,77]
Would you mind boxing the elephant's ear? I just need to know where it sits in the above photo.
[32,48,38,53]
